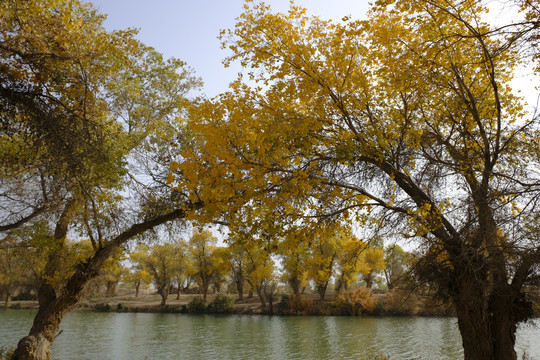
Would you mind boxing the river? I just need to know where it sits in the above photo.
[1,310,538,359]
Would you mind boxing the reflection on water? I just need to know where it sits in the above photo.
[0,310,538,359]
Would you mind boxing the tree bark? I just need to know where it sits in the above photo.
[455,294,519,360]
[159,288,168,307]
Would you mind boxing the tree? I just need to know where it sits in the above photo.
[0,239,29,307]
[357,247,386,290]
[125,265,152,298]
[0,222,51,307]
[334,235,369,293]
[0,1,201,358]
[188,229,219,301]
[233,233,276,308]
[226,236,249,301]
[132,242,185,307]
[306,229,341,302]
[278,231,309,297]
[384,244,411,290]
[173,1,540,358]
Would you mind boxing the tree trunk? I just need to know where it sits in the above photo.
[11,290,66,360]
[11,202,75,360]
[455,301,518,360]
[159,291,168,307]
[365,273,373,289]
[236,278,244,301]
[256,286,266,308]
[452,267,522,360]
[288,273,300,296]
[202,283,208,302]
[4,290,10,308]
[135,281,140,297]
[175,277,182,300]
[263,282,275,315]
[317,283,327,302]
[158,281,169,307]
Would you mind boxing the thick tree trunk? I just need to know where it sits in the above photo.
[159,290,168,307]
[456,300,518,360]
[135,281,140,297]
[455,298,495,360]
[288,274,300,296]
[11,289,68,360]
[452,262,522,360]
[157,281,169,307]
[12,202,75,360]
[236,278,244,301]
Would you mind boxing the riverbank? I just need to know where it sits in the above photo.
[5,290,348,314]
[4,288,455,316]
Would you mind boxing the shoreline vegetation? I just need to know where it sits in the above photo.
[4,287,459,317]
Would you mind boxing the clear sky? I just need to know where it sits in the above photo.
[89,0,369,97]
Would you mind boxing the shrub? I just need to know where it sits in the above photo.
[207,294,234,314]
[276,295,290,315]
[289,294,313,315]
[372,301,385,316]
[275,294,313,315]
[187,297,206,314]
[116,303,129,312]
[160,305,182,313]
[334,288,377,316]
[9,303,21,309]
[11,292,36,301]
[384,288,417,316]
[94,303,111,312]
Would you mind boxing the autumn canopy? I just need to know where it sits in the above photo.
[170,1,540,359]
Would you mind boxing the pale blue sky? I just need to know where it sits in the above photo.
[89,0,369,97]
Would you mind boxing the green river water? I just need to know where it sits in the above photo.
[1,310,538,359]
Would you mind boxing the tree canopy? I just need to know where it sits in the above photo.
[0,1,201,358]
[171,1,540,359]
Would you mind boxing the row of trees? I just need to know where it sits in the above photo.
[127,229,407,307]
[1,228,411,309]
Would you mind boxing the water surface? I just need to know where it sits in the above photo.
[1,310,538,359]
